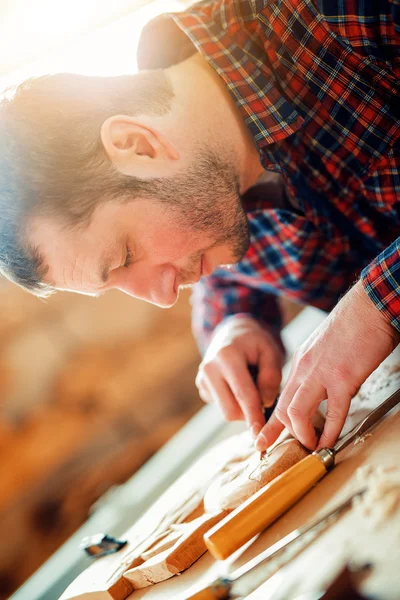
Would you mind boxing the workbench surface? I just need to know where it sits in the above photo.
[127,354,400,600]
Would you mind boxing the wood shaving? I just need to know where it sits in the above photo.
[354,433,373,445]
[353,465,400,528]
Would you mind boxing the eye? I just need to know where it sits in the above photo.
[123,246,133,268]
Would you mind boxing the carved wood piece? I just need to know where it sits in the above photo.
[59,427,310,600]
[123,511,226,588]
[203,438,309,513]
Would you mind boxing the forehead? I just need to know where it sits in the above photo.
[28,200,129,250]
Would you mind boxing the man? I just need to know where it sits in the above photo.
[0,0,399,454]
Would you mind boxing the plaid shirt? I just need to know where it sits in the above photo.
[138,0,400,353]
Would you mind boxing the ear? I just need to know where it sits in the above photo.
[100,115,179,177]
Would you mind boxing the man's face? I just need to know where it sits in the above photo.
[28,161,250,307]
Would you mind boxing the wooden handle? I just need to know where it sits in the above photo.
[204,453,327,560]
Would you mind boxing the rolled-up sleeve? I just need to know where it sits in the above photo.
[361,237,400,332]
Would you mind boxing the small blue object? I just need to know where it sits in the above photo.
[80,533,128,558]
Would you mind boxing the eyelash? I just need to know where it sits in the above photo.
[123,246,133,268]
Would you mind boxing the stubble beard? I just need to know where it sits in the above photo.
[151,149,250,277]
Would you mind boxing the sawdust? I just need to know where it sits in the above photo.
[353,465,400,528]
[354,433,373,445]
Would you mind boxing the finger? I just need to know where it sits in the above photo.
[255,412,285,451]
[195,368,206,393]
[220,357,265,436]
[272,373,300,432]
[195,368,212,403]
[257,367,282,408]
[207,373,245,422]
[317,390,351,450]
[286,381,326,450]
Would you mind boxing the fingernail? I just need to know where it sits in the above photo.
[250,423,262,439]
[262,393,274,408]
[262,391,279,408]
[255,433,268,452]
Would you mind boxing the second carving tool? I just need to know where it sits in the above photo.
[204,386,400,560]
[186,489,364,600]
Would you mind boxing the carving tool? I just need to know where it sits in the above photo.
[247,364,279,460]
[204,386,400,560]
[186,489,364,599]
[259,403,279,460]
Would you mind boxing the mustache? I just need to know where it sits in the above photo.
[177,252,202,288]
[177,228,249,291]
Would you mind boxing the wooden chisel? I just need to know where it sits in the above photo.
[187,489,364,600]
[204,386,400,560]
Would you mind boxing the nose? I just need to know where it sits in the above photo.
[117,263,178,308]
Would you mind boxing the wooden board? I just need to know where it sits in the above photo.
[59,430,261,600]
[60,427,310,599]
[61,350,400,600]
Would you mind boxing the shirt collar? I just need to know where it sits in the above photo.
[137,2,304,149]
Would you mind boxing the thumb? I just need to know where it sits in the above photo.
[255,412,285,451]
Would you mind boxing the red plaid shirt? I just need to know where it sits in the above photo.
[138,0,400,353]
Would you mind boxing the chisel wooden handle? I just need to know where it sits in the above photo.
[204,453,328,560]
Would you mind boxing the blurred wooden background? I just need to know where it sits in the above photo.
[0,284,300,599]
[0,286,203,599]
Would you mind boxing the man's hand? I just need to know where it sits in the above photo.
[256,281,399,452]
[195,316,284,438]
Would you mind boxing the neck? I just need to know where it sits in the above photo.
[167,52,264,193]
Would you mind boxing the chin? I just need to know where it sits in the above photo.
[151,295,179,309]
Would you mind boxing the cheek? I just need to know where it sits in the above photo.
[120,202,215,262]
[207,244,238,267]
[144,224,209,261]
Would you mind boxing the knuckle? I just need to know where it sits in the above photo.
[275,405,289,425]
[325,405,343,421]
[292,344,312,368]
[330,364,352,384]
[287,403,305,419]
[216,346,234,364]
[296,354,311,373]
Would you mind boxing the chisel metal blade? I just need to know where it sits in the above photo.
[187,489,364,600]
[334,387,400,454]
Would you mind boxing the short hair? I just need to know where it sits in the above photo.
[0,70,174,296]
